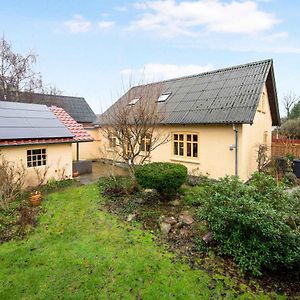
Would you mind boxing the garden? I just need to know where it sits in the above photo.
[98,162,300,298]
[0,159,299,298]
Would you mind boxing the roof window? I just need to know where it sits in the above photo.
[128,97,140,106]
[157,93,171,102]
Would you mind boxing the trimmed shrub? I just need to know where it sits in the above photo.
[135,162,187,199]
[199,173,300,276]
[98,176,132,198]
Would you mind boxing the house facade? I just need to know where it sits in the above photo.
[0,102,93,188]
[96,59,280,181]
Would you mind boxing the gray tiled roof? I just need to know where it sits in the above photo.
[2,92,96,124]
[99,59,280,126]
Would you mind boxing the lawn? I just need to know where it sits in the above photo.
[0,184,281,299]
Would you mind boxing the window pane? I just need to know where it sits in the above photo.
[174,134,178,140]
[146,140,151,152]
[42,149,46,154]
[179,142,184,156]
[157,93,171,102]
[187,134,191,141]
[33,149,41,155]
[174,142,178,155]
[140,142,145,152]
[193,135,198,142]
[27,150,31,155]
[187,143,191,157]
[193,143,198,157]
[179,134,184,141]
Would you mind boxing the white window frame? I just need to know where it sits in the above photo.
[27,148,47,168]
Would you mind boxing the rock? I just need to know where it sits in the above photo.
[127,213,136,222]
[202,231,214,244]
[164,216,177,225]
[169,199,181,206]
[134,198,144,204]
[160,222,171,235]
[178,212,194,225]
[179,227,190,237]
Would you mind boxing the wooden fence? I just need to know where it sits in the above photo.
[271,138,300,158]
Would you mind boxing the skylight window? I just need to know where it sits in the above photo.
[128,97,140,105]
[157,93,171,102]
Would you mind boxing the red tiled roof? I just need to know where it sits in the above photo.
[50,106,94,142]
[0,106,93,147]
[0,137,74,147]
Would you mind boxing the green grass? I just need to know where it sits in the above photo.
[0,185,281,299]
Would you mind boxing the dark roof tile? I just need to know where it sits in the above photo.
[2,92,96,123]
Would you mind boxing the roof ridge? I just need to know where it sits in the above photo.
[21,91,85,100]
[132,59,273,88]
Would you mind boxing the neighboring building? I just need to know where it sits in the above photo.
[1,92,101,161]
[97,59,280,180]
[0,101,93,188]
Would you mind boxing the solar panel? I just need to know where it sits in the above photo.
[0,101,73,140]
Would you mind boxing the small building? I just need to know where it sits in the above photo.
[97,59,280,180]
[0,101,93,188]
[1,92,101,161]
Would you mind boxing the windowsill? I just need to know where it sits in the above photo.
[170,157,200,164]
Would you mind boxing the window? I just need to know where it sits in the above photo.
[27,149,46,168]
[157,93,171,102]
[108,136,117,148]
[173,133,198,159]
[140,134,151,152]
[128,97,140,106]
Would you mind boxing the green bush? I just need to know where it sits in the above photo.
[182,185,209,206]
[199,173,300,276]
[135,163,187,199]
[98,176,132,198]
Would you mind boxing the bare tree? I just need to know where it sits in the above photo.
[101,82,169,180]
[256,144,270,172]
[33,165,50,188]
[0,155,26,209]
[283,92,299,119]
[41,84,63,96]
[0,36,44,100]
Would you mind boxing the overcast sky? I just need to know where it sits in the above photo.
[1,0,300,115]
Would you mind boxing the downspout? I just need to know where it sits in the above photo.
[76,142,79,161]
[233,124,238,177]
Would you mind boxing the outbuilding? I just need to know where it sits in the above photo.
[0,101,93,187]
